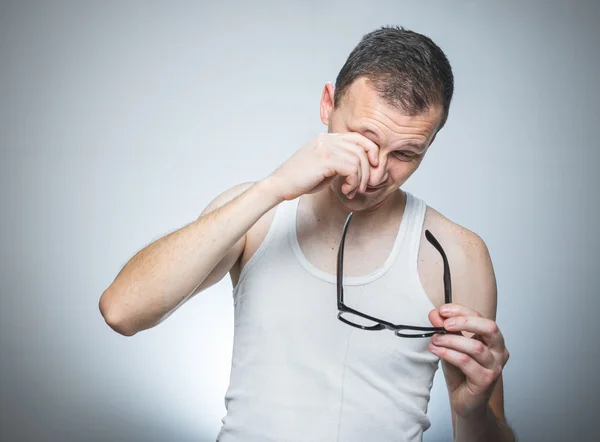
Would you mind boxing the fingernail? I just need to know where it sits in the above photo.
[439,305,450,314]
[445,319,455,328]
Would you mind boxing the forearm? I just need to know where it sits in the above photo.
[455,406,516,442]
[99,180,281,335]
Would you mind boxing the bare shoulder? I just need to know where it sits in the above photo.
[199,181,257,216]
[199,180,278,246]
[419,204,497,319]
[423,205,489,256]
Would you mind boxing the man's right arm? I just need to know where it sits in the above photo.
[98,180,282,336]
[99,131,380,336]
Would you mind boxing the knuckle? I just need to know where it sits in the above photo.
[488,322,499,335]
[473,341,485,355]
[484,369,496,385]
[494,366,503,378]
[459,354,470,367]
[321,149,332,162]
[350,144,364,156]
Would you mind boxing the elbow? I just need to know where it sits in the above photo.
[99,289,138,337]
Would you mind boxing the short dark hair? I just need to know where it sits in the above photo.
[334,26,454,131]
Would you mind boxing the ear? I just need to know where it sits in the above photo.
[319,82,335,126]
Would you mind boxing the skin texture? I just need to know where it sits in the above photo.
[101,74,514,440]
[234,77,514,440]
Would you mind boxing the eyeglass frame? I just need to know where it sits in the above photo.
[336,211,452,338]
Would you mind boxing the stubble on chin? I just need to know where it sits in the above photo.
[329,185,380,212]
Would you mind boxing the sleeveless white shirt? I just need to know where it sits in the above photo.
[217,192,440,442]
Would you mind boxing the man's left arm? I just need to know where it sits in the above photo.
[428,231,517,442]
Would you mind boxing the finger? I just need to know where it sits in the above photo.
[334,152,362,197]
[355,145,370,194]
[352,162,362,199]
[432,333,495,369]
[340,140,371,194]
[428,308,445,328]
[429,344,496,394]
[439,303,483,319]
[443,316,504,349]
[347,151,362,199]
[343,132,380,167]
[337,142,372,198]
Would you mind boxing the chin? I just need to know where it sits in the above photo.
[329,181,395,211]
[336,190,383,212]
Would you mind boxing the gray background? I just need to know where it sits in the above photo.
[1,1,599,441]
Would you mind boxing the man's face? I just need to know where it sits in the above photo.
[320,77,443,211]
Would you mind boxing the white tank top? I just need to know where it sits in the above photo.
[217,192,440,442]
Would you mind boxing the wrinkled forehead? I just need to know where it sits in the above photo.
[338,79,442,141]
[338,80,443,145]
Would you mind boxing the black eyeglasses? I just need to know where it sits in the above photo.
[336,211,452,338]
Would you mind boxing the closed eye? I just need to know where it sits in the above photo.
[393,151,418,160]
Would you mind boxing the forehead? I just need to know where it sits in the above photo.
[338,77,442,140]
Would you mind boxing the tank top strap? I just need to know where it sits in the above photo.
[233,198,291,293]
[402,192,428,279]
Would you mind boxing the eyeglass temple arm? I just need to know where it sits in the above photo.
[336,212,354,308]
[425,230,452,305]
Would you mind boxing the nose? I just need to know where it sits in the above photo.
[368,154,389,187]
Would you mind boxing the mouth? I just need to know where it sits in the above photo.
[363,185,385,194]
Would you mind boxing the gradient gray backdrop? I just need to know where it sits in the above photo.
[1,1,599,441]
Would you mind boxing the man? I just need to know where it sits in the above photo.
[99,26,515,441]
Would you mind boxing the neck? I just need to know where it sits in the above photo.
[302,186,405,236]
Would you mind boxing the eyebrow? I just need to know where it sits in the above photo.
[362,128,426,152]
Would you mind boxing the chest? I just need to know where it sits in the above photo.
[238,205,447,310]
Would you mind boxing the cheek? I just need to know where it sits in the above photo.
[387,162,416,181]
